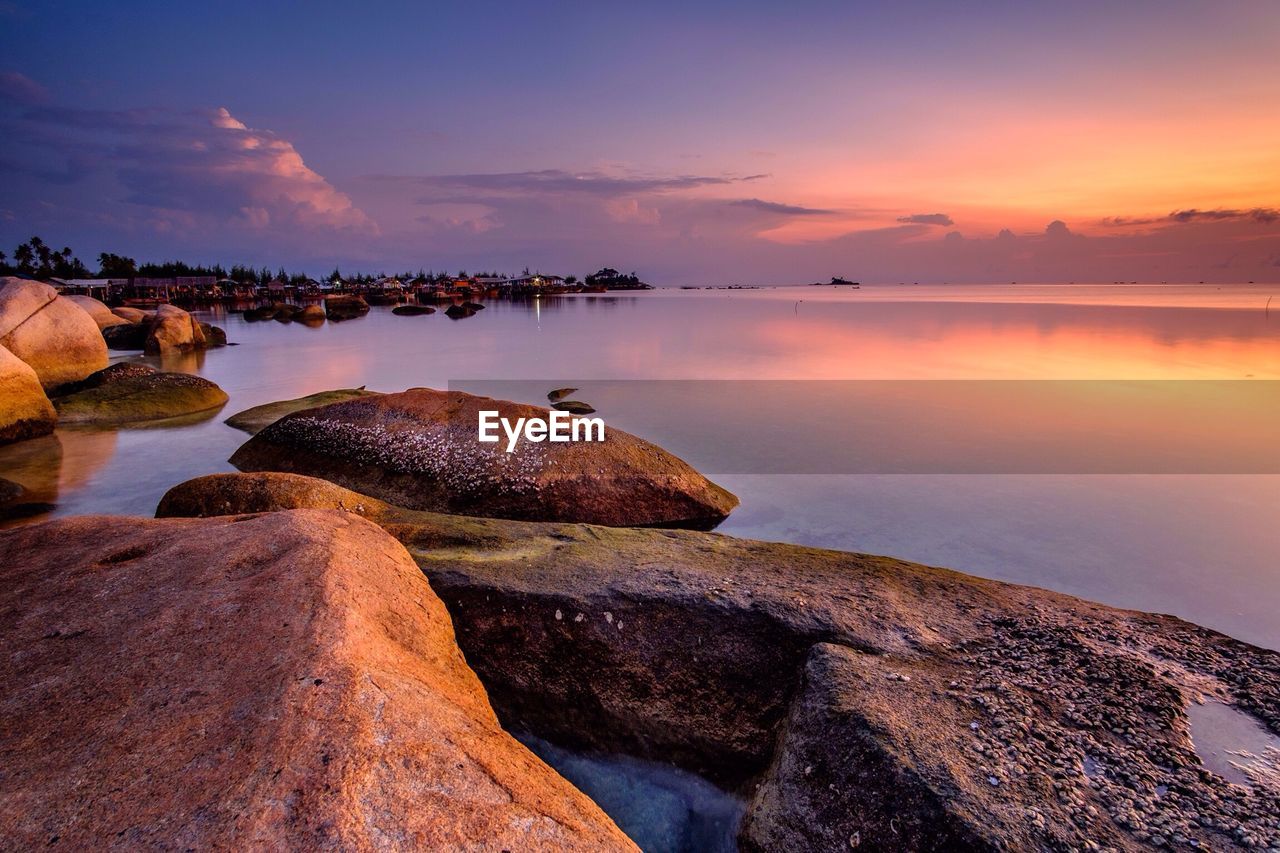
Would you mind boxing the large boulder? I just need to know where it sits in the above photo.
[63,295,130,330]
[155,472,1280,851]
[110,306,151,323]
[325,294,369,321]
[228,387,738,527]
[52,364,229,425]
[0,344,56,445]
[145,303,207,354]
[0,277,108,389]
[0,511,635,851]
[224,387,381,435]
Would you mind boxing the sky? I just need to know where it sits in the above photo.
[2,0,1279,284]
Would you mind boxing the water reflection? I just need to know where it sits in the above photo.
[0,430,119,526]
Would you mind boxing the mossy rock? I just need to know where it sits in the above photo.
[54,370,229,426]
[224,388,381,435]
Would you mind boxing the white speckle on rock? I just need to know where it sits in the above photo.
[554,609,562,621]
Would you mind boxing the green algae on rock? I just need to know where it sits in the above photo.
[224,387,382,435]
[53,365,228,425]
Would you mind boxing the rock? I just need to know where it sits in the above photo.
[110,306,150,323]
[445,303,476,319]
[0,344,56,445]
[161,474,1280,852]
[228,387,739,527]
[55,361,157,394]
[0,511,634,851]
[242,304,279,322]
[156,471,403,520]
[199,322,227,347]
[548,387,579,402]
[145,303,207,354]
[102,321,149,350]
[297,303,326,323]
[273,304,302,323]
[392,304,436,316]
[553,400,596,415]
[224,388,382,435]
[463,301,486,310]
[53,368,229,425]
[63,295,130,330]
[0,474,52,522]
[324,294,369,321]
[0,277,108,389]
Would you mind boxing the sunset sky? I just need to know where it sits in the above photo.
[2,0,1279,283]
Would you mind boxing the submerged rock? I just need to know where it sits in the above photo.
[392,304,436,316]
[154,472,1280,851]
[444,303,476,319]
[0,277,108,389]
[0,344,56,445]
[228,387,738,527]
[224,387,381,435]
[53,366,228,425]
[0,511,634,851]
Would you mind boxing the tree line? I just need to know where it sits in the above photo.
[0,236,642,288]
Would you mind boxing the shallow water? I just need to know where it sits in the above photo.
[518,734,743,852]
[2,283,1278,649]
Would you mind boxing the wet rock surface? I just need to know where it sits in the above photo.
[0,510,635,851]
[224,387,382,434]
[157,472,1280,851]
[52,365,229,425]
[228,387,739,527]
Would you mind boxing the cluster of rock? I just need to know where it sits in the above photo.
[102,301,227,353]
[154,471,1280,851]
[243,301,328,324]
[0,278,230,445]
[5,380,1279,850]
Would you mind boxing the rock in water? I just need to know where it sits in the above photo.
[553,400,596,415]
[0,511,635,851]
[199,322,228,347]
[0,344,56,445]
[53,367,229,425]
[392,304,436,316]
[145,303,207,354]
[297,303,326,323]
[63,295,131,330]
[324,294,369,321]
[0,277,108,389]
[102,321,149,350]
[228,387,738,526]
[444,303,476,319]
[547,387,579,402]
[224,387,382,435]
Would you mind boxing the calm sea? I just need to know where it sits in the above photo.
[3,283,1278,649]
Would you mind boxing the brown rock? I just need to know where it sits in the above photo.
[0,511,635,851]
[0,344,56,445]
[298,303,327,323]
[153,472,1280,851]
[63,295,130,330]
[228,387,738,527]
[325,294,369,321]
[145,303,207,354]
[102,321,149,350]
[0,278,108,389]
